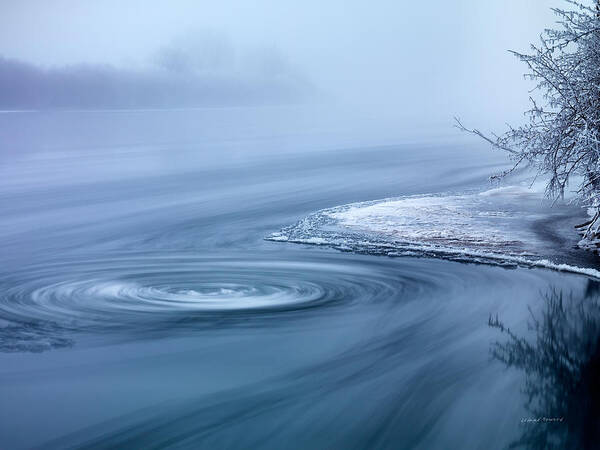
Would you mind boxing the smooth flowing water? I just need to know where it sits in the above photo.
[1,107,598,449]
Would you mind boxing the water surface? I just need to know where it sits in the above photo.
[0,107,596,449]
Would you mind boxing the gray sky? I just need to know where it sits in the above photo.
[0,0,560,124]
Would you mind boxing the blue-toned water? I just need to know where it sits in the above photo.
[1,107,598,449]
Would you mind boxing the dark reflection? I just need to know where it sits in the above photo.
[489,282,600,449]
[0,321,73,353]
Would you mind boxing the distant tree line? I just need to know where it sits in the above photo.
[0,57,313,110]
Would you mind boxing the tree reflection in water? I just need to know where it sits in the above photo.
[489,282,600,449]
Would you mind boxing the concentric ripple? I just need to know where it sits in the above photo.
[0,252,421,352]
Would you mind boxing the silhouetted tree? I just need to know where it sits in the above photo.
[489,285,600,449]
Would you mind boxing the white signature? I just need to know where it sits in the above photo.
[520,417,564,423]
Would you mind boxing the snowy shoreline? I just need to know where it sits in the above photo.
[268,185,600,279]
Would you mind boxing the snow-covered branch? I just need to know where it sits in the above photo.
[459,0,600,251]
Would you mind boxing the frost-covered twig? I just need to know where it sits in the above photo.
[459,0,600,251]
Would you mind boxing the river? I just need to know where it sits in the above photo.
[1,106,597,449]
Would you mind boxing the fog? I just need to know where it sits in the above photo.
[0,39,313,109]
[3,3,598,449]
[0,0,559,125]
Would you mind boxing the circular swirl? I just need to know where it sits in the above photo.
[0,250,573,355]
[1,252,427,351]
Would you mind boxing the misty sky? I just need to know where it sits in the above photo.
[0,0,560,124]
